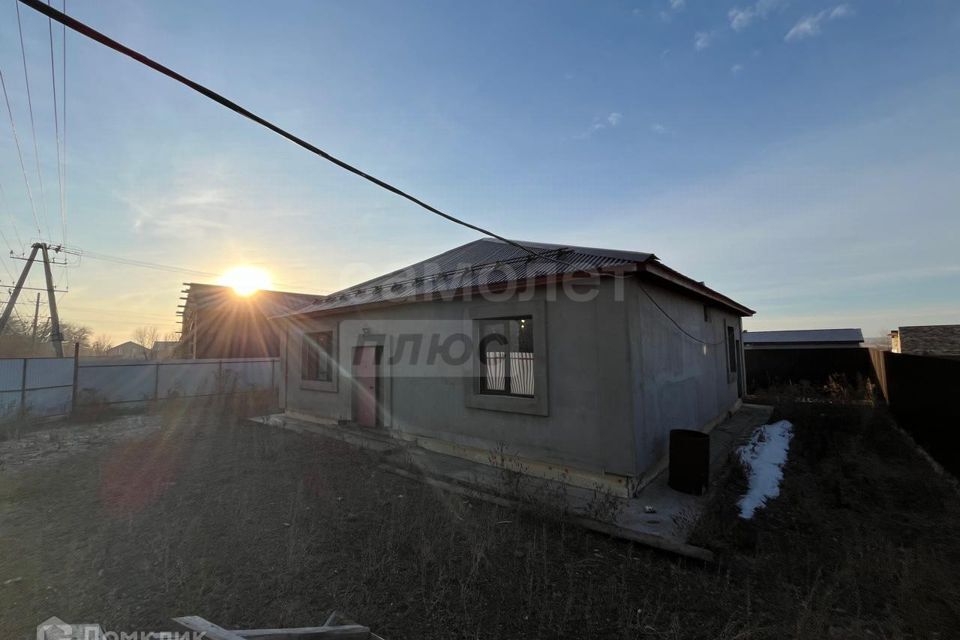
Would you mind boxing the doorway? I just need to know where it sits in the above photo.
[352,345,381,427]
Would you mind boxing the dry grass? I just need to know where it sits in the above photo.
[0,395,958,639]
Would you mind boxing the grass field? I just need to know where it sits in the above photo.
[1,396,957,639]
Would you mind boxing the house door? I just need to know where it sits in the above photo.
[352,345,380,427]
[735,338,744,398]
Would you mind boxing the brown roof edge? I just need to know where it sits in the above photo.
[639,261,755,317]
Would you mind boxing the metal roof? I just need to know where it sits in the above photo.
[279,238,752,317]
[183,283,318,317]
[743,328,864,345]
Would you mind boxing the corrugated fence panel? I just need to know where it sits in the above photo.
[24,387,72,417]
[0,390,21,419]
[78,363,157,404]
[221,360,274,390]
[0,359,24,392]
[1,357,280,420]
[26,358,74,389]
[157,362,219,398]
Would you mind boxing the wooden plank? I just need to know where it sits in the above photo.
[380,463,716,563]
[232,626,370,639]
[173,617,249,640]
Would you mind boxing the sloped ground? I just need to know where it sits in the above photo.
[1,398,958,639]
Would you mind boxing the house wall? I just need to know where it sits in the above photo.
[896,325,960,358]
[627,279,743,475]
[192,302,282,359]
[281,279,640,477]
[281,276,746,480]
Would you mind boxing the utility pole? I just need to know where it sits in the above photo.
[0,242,66,356]
[40,244,64,357]
[0,244,40,336]
[30,293,40,349]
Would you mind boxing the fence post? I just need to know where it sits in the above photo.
[218,359,224,394]
[71,342,80,414]
[154,362,161,402]
[19,358,27,418]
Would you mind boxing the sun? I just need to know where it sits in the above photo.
[218,266,272,296]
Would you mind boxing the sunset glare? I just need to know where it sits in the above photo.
[218,266,272,296]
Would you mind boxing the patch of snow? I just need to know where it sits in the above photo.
[737,420,794,519]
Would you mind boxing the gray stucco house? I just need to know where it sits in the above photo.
[277,239,753,495]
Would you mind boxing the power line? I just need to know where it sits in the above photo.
[16,0,728,349]
[0,68,44,238]
[61,0,67,251]
[0,184,25,252]
[60,247,219,278]
[61,247,304,289]
[46,0,66,246]
[18,0,563,267]
[15,0,52,241]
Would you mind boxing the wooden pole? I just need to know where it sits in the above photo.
[30,292,40,350]
[71,341,80,413]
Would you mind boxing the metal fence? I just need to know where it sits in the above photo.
[0,356,279,422]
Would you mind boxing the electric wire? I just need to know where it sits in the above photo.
[46,0,65,246]
[15,0,563,266]
[17,0,729,348]
[0,68,44,238]
[15,0,52,241]
[0,181,25,252]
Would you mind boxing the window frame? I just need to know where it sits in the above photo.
[478,316,535,398]
[465,301,548,416]
[299,324,338,393]
[725,322,739,384]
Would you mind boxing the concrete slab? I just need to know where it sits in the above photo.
[251,403,773,560]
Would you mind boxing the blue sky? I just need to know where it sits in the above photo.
[0,0,958,340]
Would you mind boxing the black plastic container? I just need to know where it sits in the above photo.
[668,429,710,495]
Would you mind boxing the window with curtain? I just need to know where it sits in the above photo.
[478,316,535,397]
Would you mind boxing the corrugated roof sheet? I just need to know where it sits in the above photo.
[284,239,655,316]
[184,283,318,317]
[743,328,864,345]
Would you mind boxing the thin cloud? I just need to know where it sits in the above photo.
[694,31,714,51]
[731,63,744,75]
[658,0,686,23]
[785,4,854,42]
[651,123,670,135]
[578,112,624,138]
[728,0,785,32]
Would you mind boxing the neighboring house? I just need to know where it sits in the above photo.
[150,340,179,360]
[890,325,960,358]
[743,328,864,350]
[177,283,317,359]
[105,340,148,359]
[276,238,753,495]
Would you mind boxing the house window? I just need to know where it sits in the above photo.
[302,331,334,382]
[726,325,738,373]
[478,316,535,397]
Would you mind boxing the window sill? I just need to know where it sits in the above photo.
[465,390,548,416]
[301,378,337,393]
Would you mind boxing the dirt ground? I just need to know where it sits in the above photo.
[1,398,958,639]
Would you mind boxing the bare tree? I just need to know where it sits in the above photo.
[133,326,160,360]
[89,334,113,357]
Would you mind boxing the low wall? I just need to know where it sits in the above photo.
[0,357,74,420]
[0,356,279,421]
[870,350,960,476]
[745,347,873,391]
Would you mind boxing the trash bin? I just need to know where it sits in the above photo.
[668,429,710,495]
